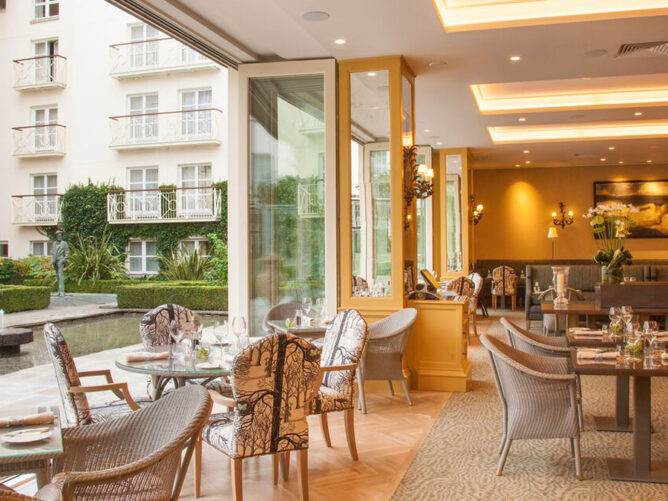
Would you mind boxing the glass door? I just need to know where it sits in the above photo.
[34,107,57,151]
[230,59,337,335]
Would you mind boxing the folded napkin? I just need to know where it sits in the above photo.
[571,329,603,336]
[577,349,618,360]
[0,412,55,428]
[125,351,169,363]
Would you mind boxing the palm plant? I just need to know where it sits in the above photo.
[67,230,127,284]
[158,248,212,281]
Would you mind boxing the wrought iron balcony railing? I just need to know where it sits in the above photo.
[107,186,222,224]
[297,181,325,218]
[13,55,67,91]
[109,37,218,78]
[109,109,223,150]
[12,124,66,157]
[12,194,62,225]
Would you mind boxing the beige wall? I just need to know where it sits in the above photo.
[473,164,668,261]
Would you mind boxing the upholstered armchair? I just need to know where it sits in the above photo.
[446,276,477,338]
[139,304,201,348]
[467,272,484,335]
[197,334,321,501]
[480,334,581,480]
[43,323,148,427]
[491,266,518,311]
[358,308,417,413]
[262,302,302,334]
[310,309,368,460]
[352,276,369,294]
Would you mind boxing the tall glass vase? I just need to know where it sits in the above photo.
[552,266,570,306]
[601,264,624,284]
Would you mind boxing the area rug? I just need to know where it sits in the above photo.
[392,315,668,500]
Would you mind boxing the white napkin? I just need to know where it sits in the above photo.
[571,329,603,336]
[125,351,169,363]
[577,349,618,360]
[0,412,55,428]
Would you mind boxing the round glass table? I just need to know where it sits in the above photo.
[115,346,232,400]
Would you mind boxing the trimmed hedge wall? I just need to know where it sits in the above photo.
[117,283,228,311]
[0,285,50,313]
[21,279,209,294]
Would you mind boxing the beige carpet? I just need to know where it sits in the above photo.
[392,313,668,500]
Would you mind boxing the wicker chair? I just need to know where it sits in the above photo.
[262,302,302,334]
[43,323,148,427]
[358,308,417,413]
[309,309,368,460]
[500,317,583,430]
[491,266,518,311]
[480,334,581,480]
[0,486,61,501]
[48,386,211,501]
[197,333,321,501]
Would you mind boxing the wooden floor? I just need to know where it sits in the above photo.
[183,390,450,501]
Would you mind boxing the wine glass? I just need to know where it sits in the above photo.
[621,306,634,334]
[170,329,185,359]
[302,297,312,317]
[315,298,325,320]
[608,306,621,324]
[232,317,249,349]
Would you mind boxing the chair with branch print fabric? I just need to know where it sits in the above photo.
[309,309,368,460]
[197,334,321,501]
[43,323,148,427]
[139,304,201,347]
[491,266,518,311]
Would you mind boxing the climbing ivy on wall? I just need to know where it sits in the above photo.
[46,180,227,257]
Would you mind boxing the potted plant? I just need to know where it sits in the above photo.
[583,203,637,284]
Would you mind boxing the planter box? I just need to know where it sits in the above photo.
[598,282,668,309]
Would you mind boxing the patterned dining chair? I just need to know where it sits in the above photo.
[43,323,148,427]
[467,272,484,336]
[480,334,581,480]
[491,266,518,311]
[196,333,321,501]
[310,309,368,460]
[139,304,201,348]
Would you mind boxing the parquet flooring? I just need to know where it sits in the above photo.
[183,390,450,500]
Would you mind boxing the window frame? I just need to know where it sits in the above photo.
[178,237,209,257]
[0,242,8,258]
[30,240,54,257]
[126,239,159,275]
[33,0,59,20]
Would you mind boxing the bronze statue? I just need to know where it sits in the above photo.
[52,230,70,297]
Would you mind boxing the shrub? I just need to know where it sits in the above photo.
[0,285,50,313]
[67,230,127,284]
[205,233,228,286]
[158,248,212,281]
[0,258,20,284]
[117,283,227,311]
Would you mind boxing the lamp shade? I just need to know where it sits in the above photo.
[547,227,558,239]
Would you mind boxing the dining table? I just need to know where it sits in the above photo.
[267,320,327,341]
[116,345,232,400]
[571,348,668,483]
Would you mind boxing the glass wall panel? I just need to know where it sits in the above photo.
[350,70,391,297]
[446,154,463,272]
[248,74,325,334]
[416,148,433,276]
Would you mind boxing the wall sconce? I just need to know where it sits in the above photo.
[403,146,434,229]
[551,202,574,228]
[469,194,484,225]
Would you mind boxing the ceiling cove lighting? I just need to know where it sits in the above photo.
[470,81,668,114]
[431,0,668,32]
[509,55,521,62]
[488,120,668,144]
[334,39,346,45]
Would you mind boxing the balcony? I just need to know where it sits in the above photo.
[107,186,223,224]
[12,194,62,226]
[13,55,67,91]
[12,125,66,158]
[297,181,325,218]
[109,109,223,150]
[109,38,219,78]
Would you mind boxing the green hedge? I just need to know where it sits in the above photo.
[21,278,208,294]
[117,283,227,311]
[0,285,50,313]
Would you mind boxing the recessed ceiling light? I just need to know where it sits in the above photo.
[509,55,521,62]
[525,160,531,164]
[600,158,607,161]
[584,48,608,57]
[515,164,520,167]
[647,159,653,163]
[428,61,447,68]
[334,39,346,45]
[634,111,643,116]
[367,72,376,77]
[523,149,530,154]
[618,161,624,164]
[302,11,330,21]
[608,146,615,150]
[436,141,443,145]
[518,117,526,122]
[424,129,431,133]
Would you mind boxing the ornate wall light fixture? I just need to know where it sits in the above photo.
[551,202,574,228]
[469,194,484,225]
[403,146,434,228]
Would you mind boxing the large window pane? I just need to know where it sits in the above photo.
[446,154,463,272]
[249,74,325,335]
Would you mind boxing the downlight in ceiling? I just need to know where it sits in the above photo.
[302,11,330,22]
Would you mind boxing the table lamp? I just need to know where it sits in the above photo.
[547,226,558,260]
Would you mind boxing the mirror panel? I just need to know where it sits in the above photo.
[446,153,464,272]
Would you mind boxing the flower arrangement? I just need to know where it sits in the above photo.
[583,203,637,283]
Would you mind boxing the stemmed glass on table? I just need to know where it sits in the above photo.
[302,297,312,321]
[213,320,229,364]
[229,317,249,355]
[621,306,634,334]
[643,320,660,359]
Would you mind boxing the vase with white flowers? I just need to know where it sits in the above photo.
[583,203,637,284]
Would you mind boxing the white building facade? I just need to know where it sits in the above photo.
[0,0,228,267]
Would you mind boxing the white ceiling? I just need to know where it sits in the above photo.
[138,0,668,169]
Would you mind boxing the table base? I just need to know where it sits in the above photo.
[594,416,632,433]
[607,458,668,483]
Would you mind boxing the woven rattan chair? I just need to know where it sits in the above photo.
[358,308,417,414]
[309,309,368,460]
[262,302,302,334]
[467,272,484,336]
[43,323,148,427]
[47,385,211,501]
[500,317,584,431]
[0,485,61,501]
[197,333,321,501]
[480,334,581,480]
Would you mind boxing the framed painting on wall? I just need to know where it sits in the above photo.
[593,180,668,238]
